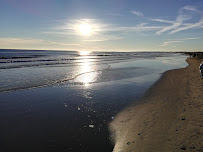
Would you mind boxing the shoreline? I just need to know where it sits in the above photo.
[0,52,189,152]
[110,58,203,152]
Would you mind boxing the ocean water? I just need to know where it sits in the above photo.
[0,49,187,152]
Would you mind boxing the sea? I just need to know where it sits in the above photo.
[0,49,188,152]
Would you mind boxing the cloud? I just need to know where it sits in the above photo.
[49,5,202,39]
[105,11,123,16]
[0,38,81,48]
[100,23,163,33]
[107,13,122,16]
[0,38,45,45]
[150,19,174,24]
[49,18,121,42]
[180,6,200,13]
[56,19,109,35]
[48,18,164,40]
[83,35,123,42]
[170,18,203,34]
[130,10,144,17]
[180,37,200,40]
[151,6,203,35]
[56,19,160,34]
[155,15,191,34]
[106,26,162,33]
[159,37,200,47]
[159,41,183,47]
[125,25,163,32]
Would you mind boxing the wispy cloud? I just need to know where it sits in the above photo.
[51,19,111,37]
[0,38,45,45]
[108,13,122,16]
[105,25,163,33]
[151,6,203,35]
[130,10,144,17]
[48,5,202,40]
[0,38,81,48]
[48,18,163,39]
[159,41,183,46]
[159,37,200,47]
[180,37,200,40]
[105,11,123,17]
[180,6,201,13]
[150,19,174,24]
[54,19,160,35]
[170,18,203,34]
[83,35,123,42]
[155,15,191,34]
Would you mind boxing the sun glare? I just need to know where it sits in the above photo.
[79,23,92,36]
[79,51,91,56]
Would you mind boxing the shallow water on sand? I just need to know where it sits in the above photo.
[0,50,187,152]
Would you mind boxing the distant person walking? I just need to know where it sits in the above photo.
[200,62,203,78]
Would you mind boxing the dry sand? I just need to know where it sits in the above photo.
[110,58,203,152]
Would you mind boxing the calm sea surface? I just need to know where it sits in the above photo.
[0,49,187,151]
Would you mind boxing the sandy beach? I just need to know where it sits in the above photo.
[110,58,203,152]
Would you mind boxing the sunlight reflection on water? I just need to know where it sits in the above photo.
[77,52,98,87]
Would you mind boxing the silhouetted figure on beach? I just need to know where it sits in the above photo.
[200,62,203,79]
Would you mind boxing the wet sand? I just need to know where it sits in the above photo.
[110,58,203,152]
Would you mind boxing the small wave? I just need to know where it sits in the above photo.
[0,56,138,69]
[0,67,154,93]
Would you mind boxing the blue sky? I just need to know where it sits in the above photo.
[0,0,203,52]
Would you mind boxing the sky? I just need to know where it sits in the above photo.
[0,0,203,52]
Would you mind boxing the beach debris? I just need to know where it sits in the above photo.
[64,103,67,107]
[190,145,195,149]
[180,143,187,150]
[127,142,130,145]
[111,116,114,119]
[78,107,80,111]
[49,139,56,148]
[89,125,94,128]
[181,146,186,150]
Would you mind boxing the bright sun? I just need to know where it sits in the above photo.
[79,23,92,36]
